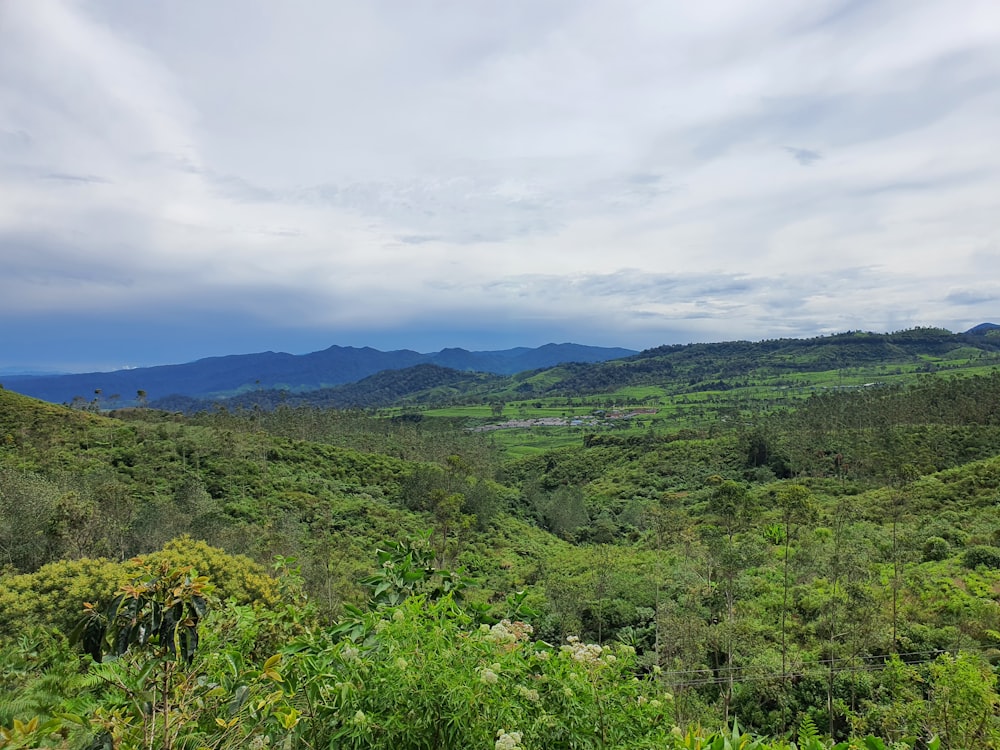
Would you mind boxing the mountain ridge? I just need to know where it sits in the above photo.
[6,325,999,409]
[143,326,1000,414]
[1,343,636,405]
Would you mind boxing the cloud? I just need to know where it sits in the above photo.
[42,173,110,184]
[1,0,999,369]
[945,287,1000,306]
[784,147,823,165]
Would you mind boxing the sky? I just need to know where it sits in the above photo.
[2,1,999,373]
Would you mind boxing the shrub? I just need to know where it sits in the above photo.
[0,537,278,639]
[922,536,952,562]
[961,545,1000,570]
[289,595,674,749]
[927,652,1000,748]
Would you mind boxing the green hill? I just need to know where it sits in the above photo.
[2,346,1000,746]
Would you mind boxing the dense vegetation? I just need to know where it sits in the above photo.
[156,328,1000,417]
[2,333,1000,748]
[3,344,635,406]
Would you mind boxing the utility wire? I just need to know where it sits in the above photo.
[654,646,993,689]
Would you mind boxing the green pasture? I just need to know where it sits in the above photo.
[413,359,1000,459]
[487,428,588,457]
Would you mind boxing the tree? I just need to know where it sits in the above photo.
[706,478,758,722]
[429,489,473,567]
[73,561,211,750]
[775,483,813,731]
[883,464,918,650]
[708,478,755,543]
[542,485,589,540]
[927,652,1000,748]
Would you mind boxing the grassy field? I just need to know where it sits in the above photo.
[441,357,1000,456]
[486,428,589,458]
[420,403,597,419]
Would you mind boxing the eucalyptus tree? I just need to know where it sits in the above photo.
[774,483,814,732]
[706,477,760,722]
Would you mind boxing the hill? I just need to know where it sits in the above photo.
[151,364,504,412]
[132,327,1000,415]
[965,321,1000,335]
[501,327,1000,397]
[3,339,1000,744]
[1,342,635,405]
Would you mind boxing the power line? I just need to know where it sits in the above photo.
[654,646,992,689]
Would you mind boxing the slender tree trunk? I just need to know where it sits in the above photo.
[726,588,734,724]
[781,521,791,735]
[891,506,899,651]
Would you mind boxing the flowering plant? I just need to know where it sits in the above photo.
[289,594,673,749]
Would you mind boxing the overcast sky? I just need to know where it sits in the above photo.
[2,1,999,372]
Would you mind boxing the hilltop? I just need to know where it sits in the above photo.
[146,327,1000,414]
[1,342,635,405]
[7,327,1000,413]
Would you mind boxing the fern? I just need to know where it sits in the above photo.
[797,714,822,750]
[0,694,41,725]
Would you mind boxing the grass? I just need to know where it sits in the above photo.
[377,356,1000,458]
[488,429,588,458]
[462,359,1000,457]
[421,404,597,419]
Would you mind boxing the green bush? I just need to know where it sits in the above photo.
[0,537,278,639]
[922,536,951,562]
[927,652,1000,748]
[961,545,1000,569]
[287,595,674,749]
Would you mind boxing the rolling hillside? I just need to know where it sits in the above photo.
[129,327,1000,415]
[1,343,635,405]
[3,330,1000,745]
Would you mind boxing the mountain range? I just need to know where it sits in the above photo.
[3,325,998,410]
[0,343,636,405]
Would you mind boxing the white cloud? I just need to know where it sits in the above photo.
[1,0,999,366]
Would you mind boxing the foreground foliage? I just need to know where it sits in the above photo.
[3,368,1000,746]
[3,544,997,749]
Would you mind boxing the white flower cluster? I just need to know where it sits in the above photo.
[560,635,612,665]
[479,663,501,685]
[495,729,523,750]
[483,619,534,644]
[341,645,359,662]
[516,685,540,702]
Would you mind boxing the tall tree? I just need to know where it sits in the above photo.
[775,483,813,732]
[706,477,758,721]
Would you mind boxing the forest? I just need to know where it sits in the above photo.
[1,340,999,749]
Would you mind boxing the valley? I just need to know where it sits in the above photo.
[2,327,999,748]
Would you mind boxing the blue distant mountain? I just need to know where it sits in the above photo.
[0,343,636,405]
[964,322,1000,335]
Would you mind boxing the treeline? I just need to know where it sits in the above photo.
[541,329,1000,396]
[752,371,1000,480]
[109,328,1000,415]
[151,364,504,413]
